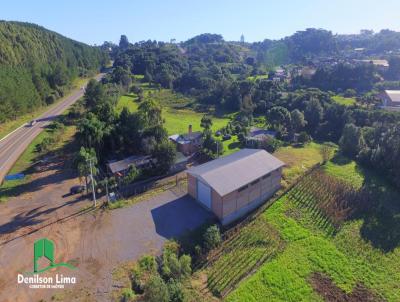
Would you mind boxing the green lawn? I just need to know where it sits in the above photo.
[246,74,269,82]
[225,159,400,301]
[332,95,356,106]
[117,94,230,135]
[117,93,241,157]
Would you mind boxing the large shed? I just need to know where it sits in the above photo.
[187,149,285,225]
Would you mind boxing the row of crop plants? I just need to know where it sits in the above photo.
[204,218,285,297]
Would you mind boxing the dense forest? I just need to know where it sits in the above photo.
[0,21,108,122]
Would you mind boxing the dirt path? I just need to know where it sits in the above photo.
[0,158,212,302]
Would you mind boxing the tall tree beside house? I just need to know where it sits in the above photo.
[74,147,98,194]
[200,115,213,130]
[152,141,176,175]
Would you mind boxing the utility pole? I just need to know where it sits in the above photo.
[105,177,110,204]
[88,158,96,207]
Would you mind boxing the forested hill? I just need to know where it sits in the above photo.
[0,21,108,122]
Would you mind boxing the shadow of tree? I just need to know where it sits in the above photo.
[349,164,400,252]
[228,141,240,150]
[331,153,352,165]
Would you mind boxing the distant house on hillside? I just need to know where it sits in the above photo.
[300,66,317,79]
[187,149,285,225]
[245,127,276,147]
[270,67,288,82]
[169,125,202,155]
[380,90,400,111]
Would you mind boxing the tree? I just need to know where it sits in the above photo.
[203,225,221,251]
[200,115,213,130]
[152,141,176,174]
[84,80,105,109]
[202,131,223,158]
[267,106,291,130]
[297,131,311,145]
[305,98,323,133]
[138,99,163,126]
[339,123,364,158]
[144,274,169,302]
[260,137,283,152]
[387,56,400,80]
[119,35,130,50]
[74,147,98,194]
[77,113,106,149]
[290,109,307,132]
[167,281,185,302]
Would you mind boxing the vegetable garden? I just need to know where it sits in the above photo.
[204,217,284,297]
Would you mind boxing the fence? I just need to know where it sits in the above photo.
[117,170,187,199]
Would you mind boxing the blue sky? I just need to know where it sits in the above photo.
[2,0,400,45]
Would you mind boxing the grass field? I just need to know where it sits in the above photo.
[246,74,269,82]
[274,142,324,184]
[117,93,241,155]
[332,95,356,106]
[225,160,400,301]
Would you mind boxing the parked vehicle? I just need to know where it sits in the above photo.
[222,134,232,141]
[70,185,84,195]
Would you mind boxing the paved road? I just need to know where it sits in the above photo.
[0,74,104,184]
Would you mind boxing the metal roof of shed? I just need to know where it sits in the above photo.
[107,155,152,174]
[187,149,285,196]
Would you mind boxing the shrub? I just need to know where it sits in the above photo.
[45,94,56,105]
[167,281,185,302]
[260,137,283,153]
[120,288,135,302]
[203,225,221,251]
[297,131,311,144]
[144,274,170,302]
[123,166,140,185]
[138,255,156,272]
[179,255,192,277]
[36,136,55,153]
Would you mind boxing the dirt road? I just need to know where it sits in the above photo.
[0,158,212,302]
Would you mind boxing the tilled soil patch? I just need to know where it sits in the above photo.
[309,272,385,302]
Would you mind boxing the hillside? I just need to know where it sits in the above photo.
[0,21,107,122]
